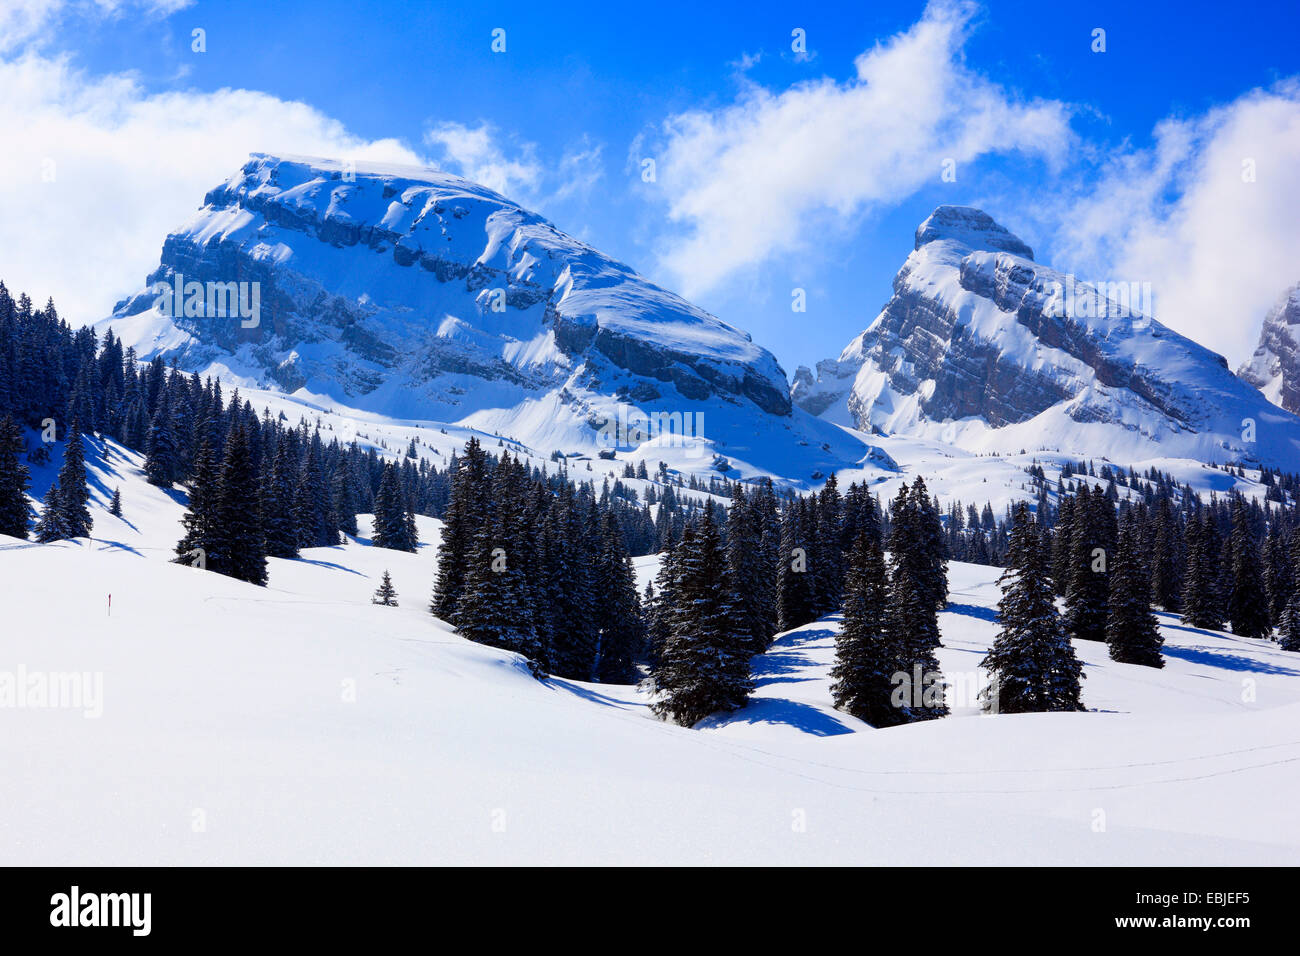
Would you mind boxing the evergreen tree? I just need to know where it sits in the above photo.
[776,498,817,631]
[726,486,774,653]
[885,481,948,721]
[108,487,122,518]
[372,462,416,552]
[594,512,643,683]
[33,480,68,543]
[1279,591,1300,652]
[1150,497,1181,612]
[1182,511,1226,630]
[143,391,180,487]
[981,504,1086,712]
[545,483,598,679]
[260,438,300,559]
[55,428,92,538]
[294,439,336,548]
[0,414,30,538]
[1063,485,1112,642]
[331,464,359,537]
[646,533,685,671]
[830,530,899,725]
[210,426,267,585]
[457,453,539,662]
[1227,500,1271,639]
[1051,494,1075,597]
[651,508,752,725]
[1264,525,1294,629]
[1105,513,1165,668]
[175,439,220,568]
[813,474,846,613]
[430,439,489,620]
[372,570,398,606]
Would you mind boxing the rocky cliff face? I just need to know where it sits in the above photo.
[108,154,791,420]
[1238,284,1300,415]
[103,154,868,484]
[793,205,1300,467]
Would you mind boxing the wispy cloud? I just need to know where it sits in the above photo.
[0,51,423,322]
[0,0,194,54]
[1050,81,1300,366]
[423,121,543,198]
[424,121,604,210]
[639,0,1074,297]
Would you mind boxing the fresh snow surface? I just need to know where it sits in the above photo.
[3,432,1300,865]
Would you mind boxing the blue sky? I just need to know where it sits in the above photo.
[3,0,1298,372]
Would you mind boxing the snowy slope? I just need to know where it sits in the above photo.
[4,433,1300,865]
[793,206,1300,469]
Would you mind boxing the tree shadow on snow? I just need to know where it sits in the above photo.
[753,627,837,687]
[944,602,999,623]
[1161,643,1300,676]
[93,539,144,557]
[702,698,856,737]
[293,557,365,576]
[545,677,641,711]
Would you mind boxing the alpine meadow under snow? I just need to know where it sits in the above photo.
[3,144,1300,868]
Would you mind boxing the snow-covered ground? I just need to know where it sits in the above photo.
[3,433,1300,865]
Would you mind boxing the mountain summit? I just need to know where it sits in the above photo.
[103,154,863,481]
[792,205,1300,467]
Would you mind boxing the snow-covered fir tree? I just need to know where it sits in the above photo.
[1063,483,1114,642]
[372,570,398,607]
[457,453,540,662]
[33,480,69,543]
[371,461,417,552]
[594,511,643,684]
[651,506,752,726]
[0,414,30,538]
[1105,512,1165,668]
[1226,500,1271,640]
[143,389,180,487]
[1181,510,1225,630]
[776,497,817,631]
[981,503,1085,713]
[830,529,899,725]
[1279,591,1300,652]
[43,428,93,539]
[885,479,948,721]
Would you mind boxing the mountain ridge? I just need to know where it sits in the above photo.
[792,205,1300,468]
[100,153,870,485]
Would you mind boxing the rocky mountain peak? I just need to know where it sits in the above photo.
[1238,283,1300,414]
[913,205,1034,260]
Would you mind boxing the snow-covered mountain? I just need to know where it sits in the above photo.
[792,206,1300,468]
[103,154,867,485]
[1238,283,1300,415]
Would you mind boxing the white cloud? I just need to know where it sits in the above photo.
[424,121,542,198]
[424,121,604,209]
[643,0,1073,296]
[553,136,604,203]
[0,51,424,324]
[1051,81,1300,367]
[0,0,193,54]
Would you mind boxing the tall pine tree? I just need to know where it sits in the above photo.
[981,503,1085,712]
